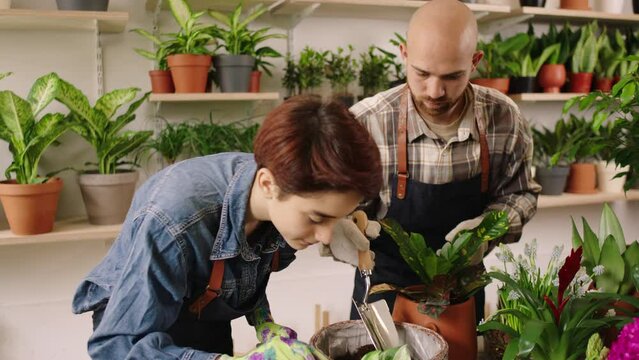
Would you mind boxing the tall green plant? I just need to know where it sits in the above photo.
[571,22,599,74]
[375,32,406,82]
[189,118,259,156]
[504,32,560,77]
[531,120,573,167]
[282,54,299,96]
[55,82,152,174]
[131,29,175,71]
[165,0,216,55]
[297,46,327,93]
[0,73,71,184]
[359,46,394,97]
[145,120,191,165]
[535,23,571,65]
[325,45,358,94]
[475,34,520,78]
[596,30,624,79]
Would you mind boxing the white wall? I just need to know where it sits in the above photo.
[0,0,638,359]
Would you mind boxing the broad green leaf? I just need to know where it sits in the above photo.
[599,203,626,253]
[106,92,149,139]
[518,320,548,356]
[571,218,583,250]
[96,88,140,120]
[595,235,625,293]
[24,113,69,183]
[55,79,95,132]
[168,0,192,30]
[582,218,600,265]
[130,28,162,46]
[0,91,34,155]
[27,72,59,117]
[620,82,636,106]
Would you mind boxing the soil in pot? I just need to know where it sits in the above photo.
[333,344,376,360]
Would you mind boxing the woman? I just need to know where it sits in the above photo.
[71,96,383,359]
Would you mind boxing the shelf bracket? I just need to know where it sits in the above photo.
[268,2,320,30]
[94,19,104,98]
[479,14,533,35]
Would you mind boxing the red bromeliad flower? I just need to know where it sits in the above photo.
[544,247,583,324]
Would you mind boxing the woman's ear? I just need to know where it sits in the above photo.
[256,168,280,199]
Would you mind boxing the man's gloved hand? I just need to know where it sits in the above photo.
[319,210,381,267]
[445,215,487,265]
[218,336,328,360]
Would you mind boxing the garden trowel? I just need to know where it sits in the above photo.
[351,213,401,351]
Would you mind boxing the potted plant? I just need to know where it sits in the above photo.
[55,81,152,225]
[504,29,560,94]
[478,246,639,360]
[376,32,406,89]
[537,23,571,93]
[325,45,358,107]
[0,73,71,235]
[560,0,590,10]
[165,0,216,93]
[247,28,284,93]
[144,120,191,166]
[472,33,519,94]
[591,122,629,193]
[188,116,259,156]
[56,0,108,11]
[570,22,599,93]
[209,3,285,93]
[373,211,509,360]
[560,114,601,193]
[564,54,639,192]
[282,54,299,98]
[297,46,327,96]
[359,46,394,99]
[531,120,572,195]
[131,28,176,94]
[594,30,625,93]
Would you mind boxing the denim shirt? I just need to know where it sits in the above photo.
[72,153,295,360]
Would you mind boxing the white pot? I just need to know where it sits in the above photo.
[480,0,514,5]
[592,0,624,13]
[0,0,11,10]
[596,161,628,193]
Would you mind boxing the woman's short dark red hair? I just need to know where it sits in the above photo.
[254,95,382,200]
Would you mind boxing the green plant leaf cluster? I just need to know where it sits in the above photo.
[532,114,603,167]
[283,47,328,95]
[0,72,12,81]
[377,211,509,316]
[533,22,573,65]
[0,73,72,184]
[375,32,405,82]
[188,119,259,156]
[571,203,639,295]
[144,120,191,165]
[585,333,609,360]
[475,34,520,79]
[360,344,411,360]
[54,81,151,174]
[164,0,217,55]
[324,45,358,94]
[130,28,176,71]
[359,46,396,97]
[571,22,600,74]
[502,28,561,77]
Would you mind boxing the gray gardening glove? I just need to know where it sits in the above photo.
[319,210,381,267]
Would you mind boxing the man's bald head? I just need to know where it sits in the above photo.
[406,0,478,57]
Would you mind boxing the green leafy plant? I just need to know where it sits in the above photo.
[571,21,600,74]
[130,28,175,71]
[373,211,509,317]
[282,54,299,96]
[531,120,574,167]
[585,333,609,360]
[475,34,519,79]
[596,29,625,79]
[208,3,285,74]
[145,120,191,165]
[571,203,639,295]
[503,30,561,77]
[54,81,152,174]
[324,45,358,95]
[359,46,395,97]
[0,73,71,184]
[375,32,405,83]
[0,72,11,81]
[189,117,259,156]
[563,54,639,190]
[534,23,572,66]
[479,247,639,360]
[297,46,328,94]
[165,0,216,55]
[361,344,410,360]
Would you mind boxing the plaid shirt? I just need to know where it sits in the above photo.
[351,84,541,244]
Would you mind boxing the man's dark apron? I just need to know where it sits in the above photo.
[351,86,490,323]
[167,250,280,355]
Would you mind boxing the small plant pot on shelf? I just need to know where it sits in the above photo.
[213,55,255,93]
[509,76,538,94]
[56,0,109,11]
[536,166,569,195]
[594,77,613,92]
[249,70,261,93]
[596,161,628,193]
[560,0,590,10]
[149,70,174,94]
[538,64,566,93]
[569,72,594,93]
[167,54,211,93]
[310,320,447,360]
[592,0,625,13]
[566,163,597,194]
[470,78,509,94]
[78,171,139,225]
[0,178,63,235]
[520,0,546,6]
[393,293,476,360]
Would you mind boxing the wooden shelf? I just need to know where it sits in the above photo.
[483,6,639,25]
[0,9,129,33]
[509,93,582,102]
[0,218,121,247]
[149,92,281,102]
[538,190,639,209]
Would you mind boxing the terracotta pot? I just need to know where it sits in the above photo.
[560,0,590,10]
[167,54,212,93]
[470,78,510,94]
[569,72,594,93]
[594,77,613,92]
[566,163,597,194]
[149,70,174,93]
[538,64,567,93]
[249,70,261,93]
[393,294,477,360]
[0,178,63,235]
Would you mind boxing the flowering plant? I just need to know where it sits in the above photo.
[373,211,509,318]
[608,317,639,359]
[478,247,639,360]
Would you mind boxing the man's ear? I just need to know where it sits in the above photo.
[400,42,408,62]
[256,168,280,199]
[471,51,484,72]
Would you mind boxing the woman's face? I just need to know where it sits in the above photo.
[268,190,363,250]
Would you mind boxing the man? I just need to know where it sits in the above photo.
[348,0,541,322]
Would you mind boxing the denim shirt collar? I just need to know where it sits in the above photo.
[211,157,285,262]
